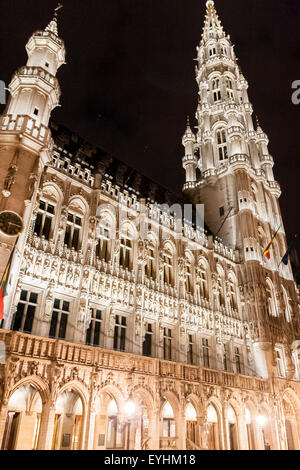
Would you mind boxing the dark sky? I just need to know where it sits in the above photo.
[0,0,299,246]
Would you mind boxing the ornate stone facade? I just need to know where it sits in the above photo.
[0,1,299,450]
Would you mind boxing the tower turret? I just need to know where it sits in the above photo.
[0,5,66,281]
[182,116,197,185]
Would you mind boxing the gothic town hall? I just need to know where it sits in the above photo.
[0,1,299,451]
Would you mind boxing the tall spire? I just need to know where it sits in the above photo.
[45,3,63,36]
[201,0,226,43]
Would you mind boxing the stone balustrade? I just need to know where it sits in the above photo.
[0,114,51,145]
[0,330,271,393]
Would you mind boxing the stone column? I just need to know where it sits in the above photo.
[84,409,96,450]
[37,404,56,450]
[0,404,8,449]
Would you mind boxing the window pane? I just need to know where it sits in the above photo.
[58,313,68,339]
[54,298,60,309]
[20,290,28,301]
[94,321,101,346]
[64,224,71,246]
[113,326,119,350]
[23,305,36,333]
[72,227,80,250]
[29,292,38,304]
[62,301,70,312]
[12,303,25,331]
[33,212,43,236]
[120,327,126,352]
[47,204,55,215]
[49,311,58,338]
[86,324,92,345]
[42,215,52,240]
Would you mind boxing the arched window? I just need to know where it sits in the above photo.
[145,244,156,280]
[209,46,217,57]
[221,45,227,56]
[216,129,228,161]
[212,78,221,102]
[163,249,174,286]
[162,402,176,438]
[64,211,82,250]
[282,286,291,322]
[266,279,278,317]
[33,199,56,240]
[198,262,209,300]
[226,78,234,101]
[119,237,132,269]
[185,257,194,295]
[96,225,111,262]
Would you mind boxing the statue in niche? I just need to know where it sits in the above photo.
[27,173,38,201]
[3,164,17,196]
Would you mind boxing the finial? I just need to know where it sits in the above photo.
[45,3,63,36]
[206,0,215,8]
[186,115,190,128]
[54,3,63,18]
[256,115,261,129]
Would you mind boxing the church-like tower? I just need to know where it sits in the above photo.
[0,10,65,305]
[183,0,299,379]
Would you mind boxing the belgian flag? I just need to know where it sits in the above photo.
[263,225,281,260]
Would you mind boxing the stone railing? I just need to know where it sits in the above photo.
[0,330,272,394]
[15,66,59,88]
[0,114,51,146]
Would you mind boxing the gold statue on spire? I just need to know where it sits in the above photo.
[54,3,63,18]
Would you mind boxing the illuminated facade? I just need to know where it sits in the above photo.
[0,1,300,450]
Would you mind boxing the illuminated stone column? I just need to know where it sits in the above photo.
[37,404,56,450]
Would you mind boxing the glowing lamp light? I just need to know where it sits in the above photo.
[124,400,136,419]
[256,414,266,427]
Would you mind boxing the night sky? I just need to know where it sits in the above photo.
[0,0,299,247]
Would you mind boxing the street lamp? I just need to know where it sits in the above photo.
[256,414,270,450]
[124,399,137,450]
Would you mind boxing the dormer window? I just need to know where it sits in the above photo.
[33,107,39,116]
[209,47,217,57]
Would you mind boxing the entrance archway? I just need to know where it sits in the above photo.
[185,403,197,445]
[206,404,220,450]
[227,406,238,450]
[1,384,42,450]
[245,408,256,450]
[52,388,84,450]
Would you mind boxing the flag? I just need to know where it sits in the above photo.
[264,241,273,260]
[263,225,281,260]
[279,234,298,268]
[281,251,289,266]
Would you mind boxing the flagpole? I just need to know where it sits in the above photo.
[0,233,20,286]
